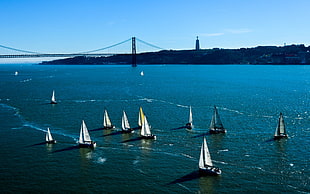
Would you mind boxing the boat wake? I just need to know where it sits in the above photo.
[95,157,107,164]
[181,153,194,159]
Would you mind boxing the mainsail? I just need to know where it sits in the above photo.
[275,113,286,136]
[141,116,151,136]
[210,106,224,130]
[199,137,213,168]
[51,90,56,103]
[45,128,54,142]
[103,109,113,128]
[138,107,145,127]
[79,120,91,144]
[122,110,130,130]
[189,106,193,124]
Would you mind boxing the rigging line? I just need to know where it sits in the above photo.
[0,44,40,54]
[78,38,132,54]
[136,38,164,50]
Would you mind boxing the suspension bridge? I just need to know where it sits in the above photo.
[0,37,164,67]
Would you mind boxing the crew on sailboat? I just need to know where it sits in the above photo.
[45,127,56,144]
[185,106,194,129]
[209,105,226,134]
[198,136,221,175]
[274,112,288,140]
[140,116,156,140]
[103,109,115,129]
[79,120,96,148]
[50,90,57,104]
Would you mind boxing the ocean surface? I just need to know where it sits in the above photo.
[0,64,309,193]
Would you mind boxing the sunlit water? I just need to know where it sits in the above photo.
[0,64,309,193]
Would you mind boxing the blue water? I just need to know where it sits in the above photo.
[0,64,309,193]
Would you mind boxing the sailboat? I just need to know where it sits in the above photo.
[209,105,226,134]
[199,136,221,175]
[138,107,145,129]
[103,109,115,129]
[45,128,56,144]
[121,110,133,133]
[50,90,57,104]
[185,106,194,129]
[79,120,96,148]
[274,112,288,139]
[140,116,156,140]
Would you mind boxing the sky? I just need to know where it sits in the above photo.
[1,0,310,55]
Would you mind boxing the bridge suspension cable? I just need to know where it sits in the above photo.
[0,44,40,54]
[79,38,132,54]
[136,38,164,50]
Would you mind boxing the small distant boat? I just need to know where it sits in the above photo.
[45,128,56,144]
[209,105,226,134]
[274,112,288,140]
[14,71,18,76]
[103,109,115,129]
[140,71,144,76]
[121,110,134,133]
[140,116,156,140]
[138,107,145,129]
[79,120,96,148]
[50,90,57,104]
[185,106,194,129]
[199,136,221,175]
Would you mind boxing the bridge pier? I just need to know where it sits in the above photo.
[132,37,137,67]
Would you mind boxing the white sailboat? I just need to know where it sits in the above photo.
[185,106,194,129]
[121,110,133,133]
[199,136,221,175]
[79,120,96,148]
[209,105,226,134]
[50,90,57,104]
[45,127,56,144]
[138,107,145,129]
[274,112,288,139]
[140,116,156,140]
[103,109,115,129]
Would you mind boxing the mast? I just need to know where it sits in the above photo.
[122,110,130,130]
[210,106,224,129]
[189,106,193,124]
[141,116,151,136]
[103,110,112,127]
[275,112,286,136]
[79,120,91,143]
[138,107,145,127]
[199,137,213,168]
[46,128,53,142]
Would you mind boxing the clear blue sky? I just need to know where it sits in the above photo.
[1,0,310,54]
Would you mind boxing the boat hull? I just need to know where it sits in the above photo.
[79,142,96,149]
[185,123,193,130]
[121,129,134,133]
[274,135,288,140]
[103,126,115,130]
[50,101,57,104]
[209,129,226,134]
[46,140,56,144]
[199,166,221,176]
[141,135,156,140]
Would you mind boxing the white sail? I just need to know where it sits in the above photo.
[189,106,193,124]
[45,127,53,142]
[138,107,145,127]
[51,90,56,103]
[275,113,286,136]
[199,137,213,168]
[141,116,151,136]
[79,120,91,143]
[122,110,130,130]
[210,106,224,129]
[103,109,112,128]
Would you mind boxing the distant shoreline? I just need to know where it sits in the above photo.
[40,44,310,65]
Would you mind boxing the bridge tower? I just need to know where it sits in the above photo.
[132,37,137,67]
[195,36,200,51]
